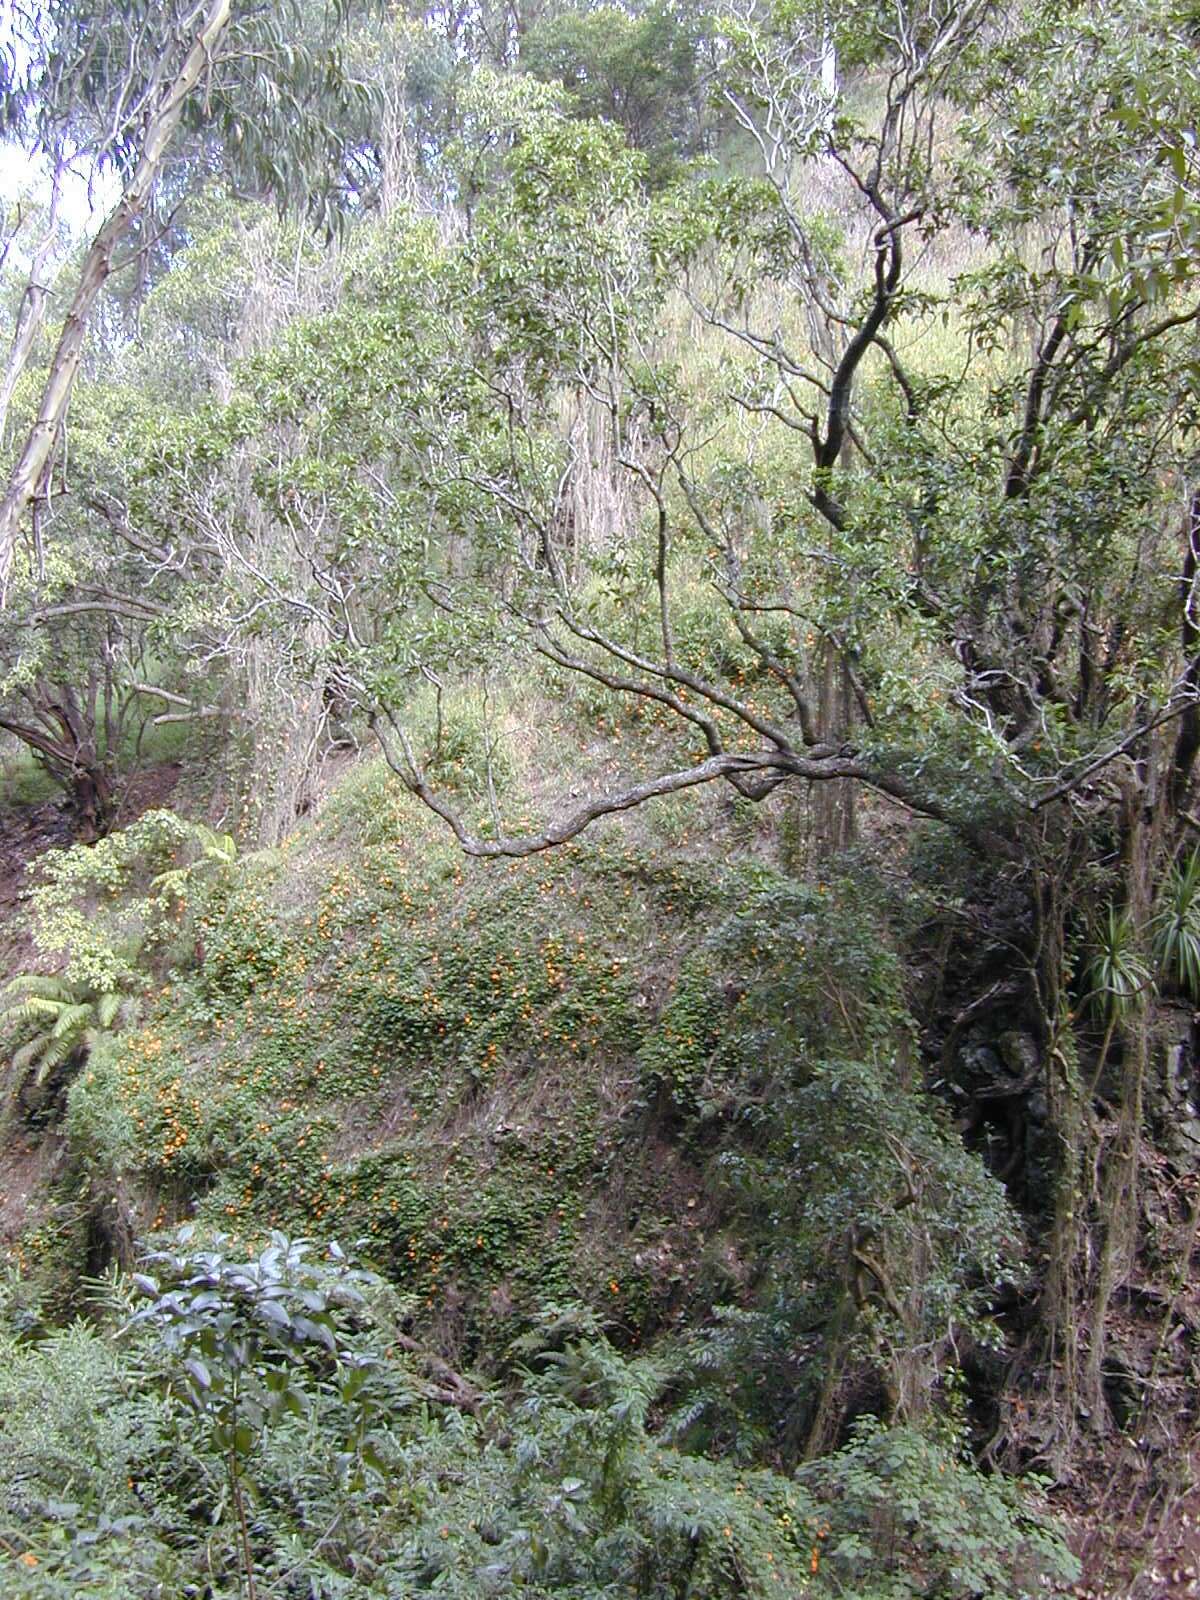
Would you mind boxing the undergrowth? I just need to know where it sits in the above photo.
[0,763,1076,1595]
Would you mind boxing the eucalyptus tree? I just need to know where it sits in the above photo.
[0,0,380,828]
[0,0,235,598]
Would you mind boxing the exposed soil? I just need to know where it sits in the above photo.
[116,759,184,822]
[0,1129,64,1250]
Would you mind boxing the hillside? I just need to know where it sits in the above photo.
[3,0,1200,1592]
[0,735,1183,1595]
[0,743,1079,1587]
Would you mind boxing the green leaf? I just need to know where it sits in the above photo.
[185,1357,212,1391]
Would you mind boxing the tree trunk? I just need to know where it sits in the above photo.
[70,763,117,843]
[0,0,233,601]
[810,644,856,860]
[0,685,117,838]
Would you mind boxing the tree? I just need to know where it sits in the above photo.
[521,1,714,184]
[0,0,235,600]
[0,0,377,831]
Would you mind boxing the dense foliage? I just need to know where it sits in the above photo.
[1,0,1199,1592]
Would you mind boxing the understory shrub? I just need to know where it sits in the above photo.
[0,1248,1077,1599]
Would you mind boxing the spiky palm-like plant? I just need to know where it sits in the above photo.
[1083,908,1153,1097]
[1086,908,1153,1023]
[1152,850,1200,1000]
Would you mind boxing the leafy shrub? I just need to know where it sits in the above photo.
[637,869,912,1111]
[796,1417,1080,1599]
[632,866,1025,1466]
[26,810,215,990]
[675,1049,1020,1465]
[0,1257,1077,1600]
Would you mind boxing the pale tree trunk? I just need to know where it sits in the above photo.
[0,0,234,603]
[820,30,838,99]
[245,625,331,847]
[0,171,62,448]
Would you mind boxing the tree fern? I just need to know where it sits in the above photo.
[11,1035,51,1075]
[5,996,66,1027]
[4,975,79,1005]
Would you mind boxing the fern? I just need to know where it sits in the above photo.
[5,996,67,1025]
[151,822,238,902]
[50,1003,92,1040]
[1,974,136,1089]
[10,1036,47,1075]
[95,991,122,1030]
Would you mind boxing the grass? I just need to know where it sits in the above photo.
[0,747,61,810]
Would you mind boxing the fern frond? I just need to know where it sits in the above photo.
[2,974,75,1003]
[4,997,73,1031]
[51,1004,92,1040]
[34,1034,78,1084]
[207,831,237,864]
[95,992,122,1030]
